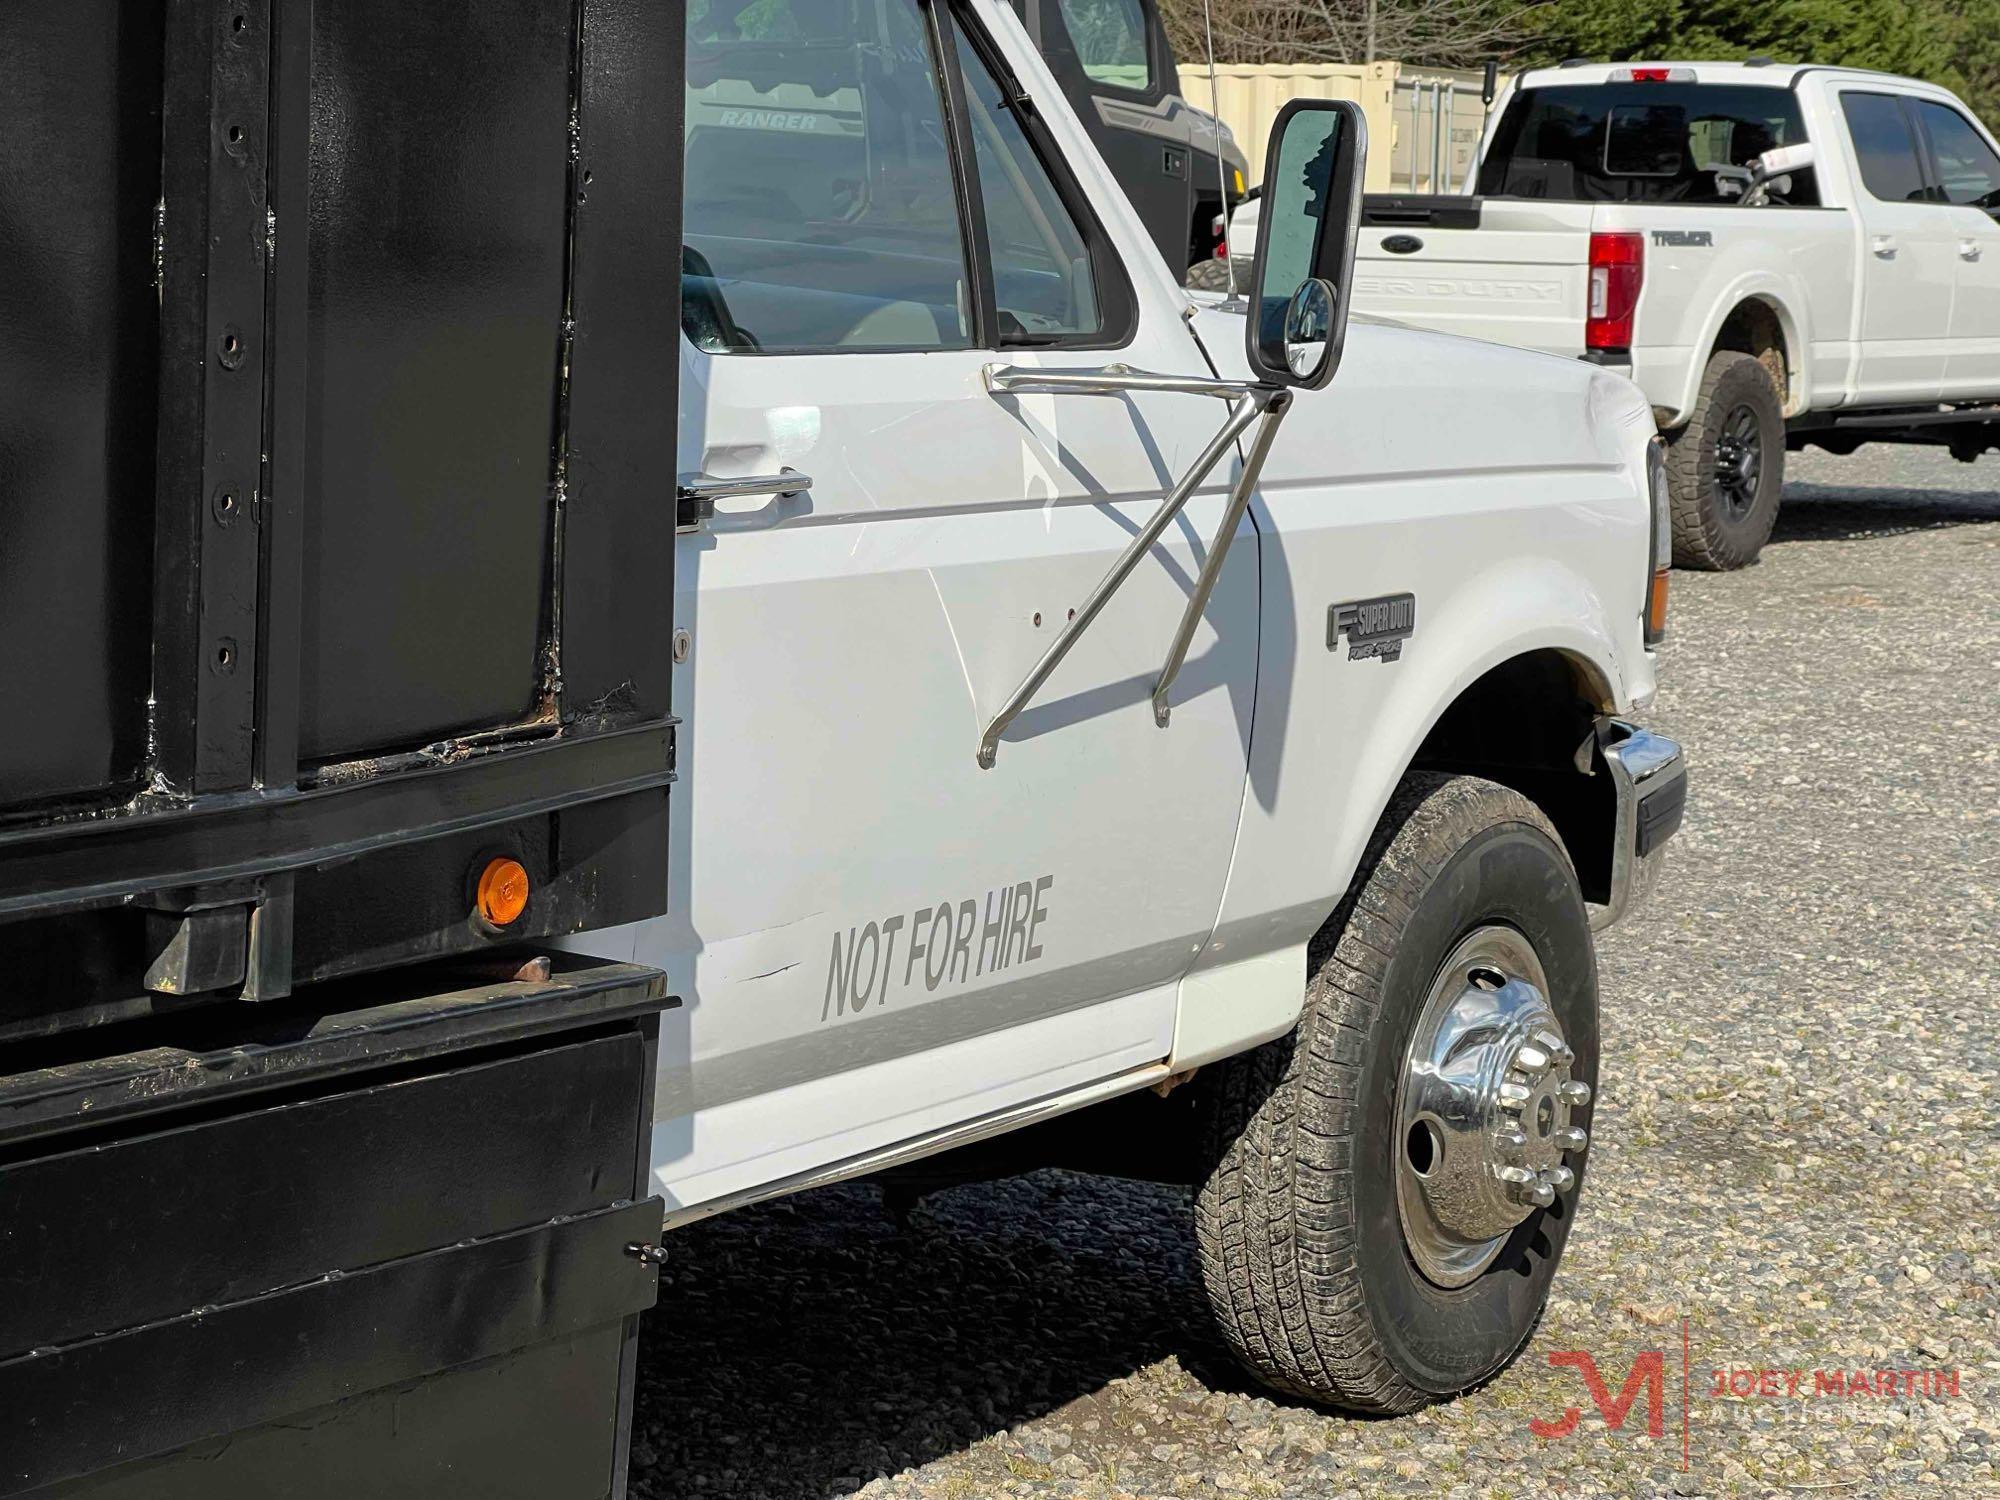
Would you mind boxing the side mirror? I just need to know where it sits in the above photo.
[1245,100,1367,391]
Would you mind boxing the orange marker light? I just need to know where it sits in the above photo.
[476,857,531,927]
[1646,566,1671,644]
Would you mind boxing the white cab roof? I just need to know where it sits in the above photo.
[1512,61,1907,91]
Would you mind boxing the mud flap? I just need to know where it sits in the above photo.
[0,956,671,1499]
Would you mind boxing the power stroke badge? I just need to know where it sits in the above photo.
[1328,593,1417,662]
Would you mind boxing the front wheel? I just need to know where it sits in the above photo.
[1194,774,1598,1411]
[1665,349,1786,570]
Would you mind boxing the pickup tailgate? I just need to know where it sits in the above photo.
[1351,199,1595,359]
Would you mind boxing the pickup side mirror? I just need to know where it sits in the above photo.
[1245,100,1367,391]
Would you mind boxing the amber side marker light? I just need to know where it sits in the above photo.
[1647,566,1671,643]
[476,857,531,927]
[1644,436,1671,645]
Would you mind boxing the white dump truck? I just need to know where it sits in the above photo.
[590,0,1687,1416]
[2,3,1684,1488]
[1230,61,2000,569]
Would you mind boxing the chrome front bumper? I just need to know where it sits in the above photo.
[1590,719,1687,932]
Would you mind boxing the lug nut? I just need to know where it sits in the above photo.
[1545,1164,1576,1195]
[1559,1079,1593,1106]
[1554,1126,1589,1154]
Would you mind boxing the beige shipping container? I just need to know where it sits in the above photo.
[1179,61,1493,194]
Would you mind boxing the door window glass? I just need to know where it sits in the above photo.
[1913,100,2000,209]
[952,29,1103,339]
[1476,84,1816,204]
[683,0,971,353]
[1841,93,1930,204]
[1056,0,1151,90]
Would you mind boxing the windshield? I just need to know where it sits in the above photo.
[1477,83,1819,205]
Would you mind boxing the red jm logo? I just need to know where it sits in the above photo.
[1530,1350,1667,1440]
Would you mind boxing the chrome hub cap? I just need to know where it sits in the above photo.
[1395,926,1590,1288]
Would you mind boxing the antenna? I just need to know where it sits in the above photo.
[1202,0,1237,297]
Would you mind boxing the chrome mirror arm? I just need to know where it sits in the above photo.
[1151,388,1290,726]
[976,365,1291,768]
[984,363,1261,401]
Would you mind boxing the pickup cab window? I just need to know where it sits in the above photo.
[1840,92,1931,204]
[1912,100,2000,210]
[1478,84,1818,205]
[683,0,972,353]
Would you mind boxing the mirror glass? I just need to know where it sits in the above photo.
[1255,110,1341,334]
[1284,279,1334,379]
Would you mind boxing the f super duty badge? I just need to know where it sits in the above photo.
[1329,594,1417,662]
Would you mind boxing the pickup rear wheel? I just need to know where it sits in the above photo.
[1666,349,1785,570]
[1194,774,1597,1412]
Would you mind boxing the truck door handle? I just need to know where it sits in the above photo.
[1962,239,1984,262]
[676,469,811,529]
[1872,234,1897,258]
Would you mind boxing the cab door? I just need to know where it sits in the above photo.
[640,0,1256,1214]
[1840,90,1956,403]
[1908,96,2000,398]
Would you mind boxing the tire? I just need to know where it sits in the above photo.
[1183,256,1235,293]
[1194,774,1599,1412]
[1665,349,1785,570]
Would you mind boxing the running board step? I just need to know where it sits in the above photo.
[1833,405,2000,429]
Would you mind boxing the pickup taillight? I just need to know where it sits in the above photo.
[1586,231,1644,353]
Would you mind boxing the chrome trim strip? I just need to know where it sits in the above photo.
[660,1060,1174,1231]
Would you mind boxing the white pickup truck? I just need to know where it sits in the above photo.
[1232,62,2000,568]
[597,0,1686,1417]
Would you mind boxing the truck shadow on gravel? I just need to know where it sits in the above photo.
[629,1173,1247,1499]
[1769,482,2000,548]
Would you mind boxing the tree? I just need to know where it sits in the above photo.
[1164,0,1997,122]
[1159,0,1536,68]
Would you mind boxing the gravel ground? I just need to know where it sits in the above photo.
[631,447,1999,1500]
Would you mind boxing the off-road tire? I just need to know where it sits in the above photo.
[1666,349,1786,570]
[1184,256,1235,293]
[1194,774,1598,1412]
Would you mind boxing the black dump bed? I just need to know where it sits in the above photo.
[0,1,684,1039]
